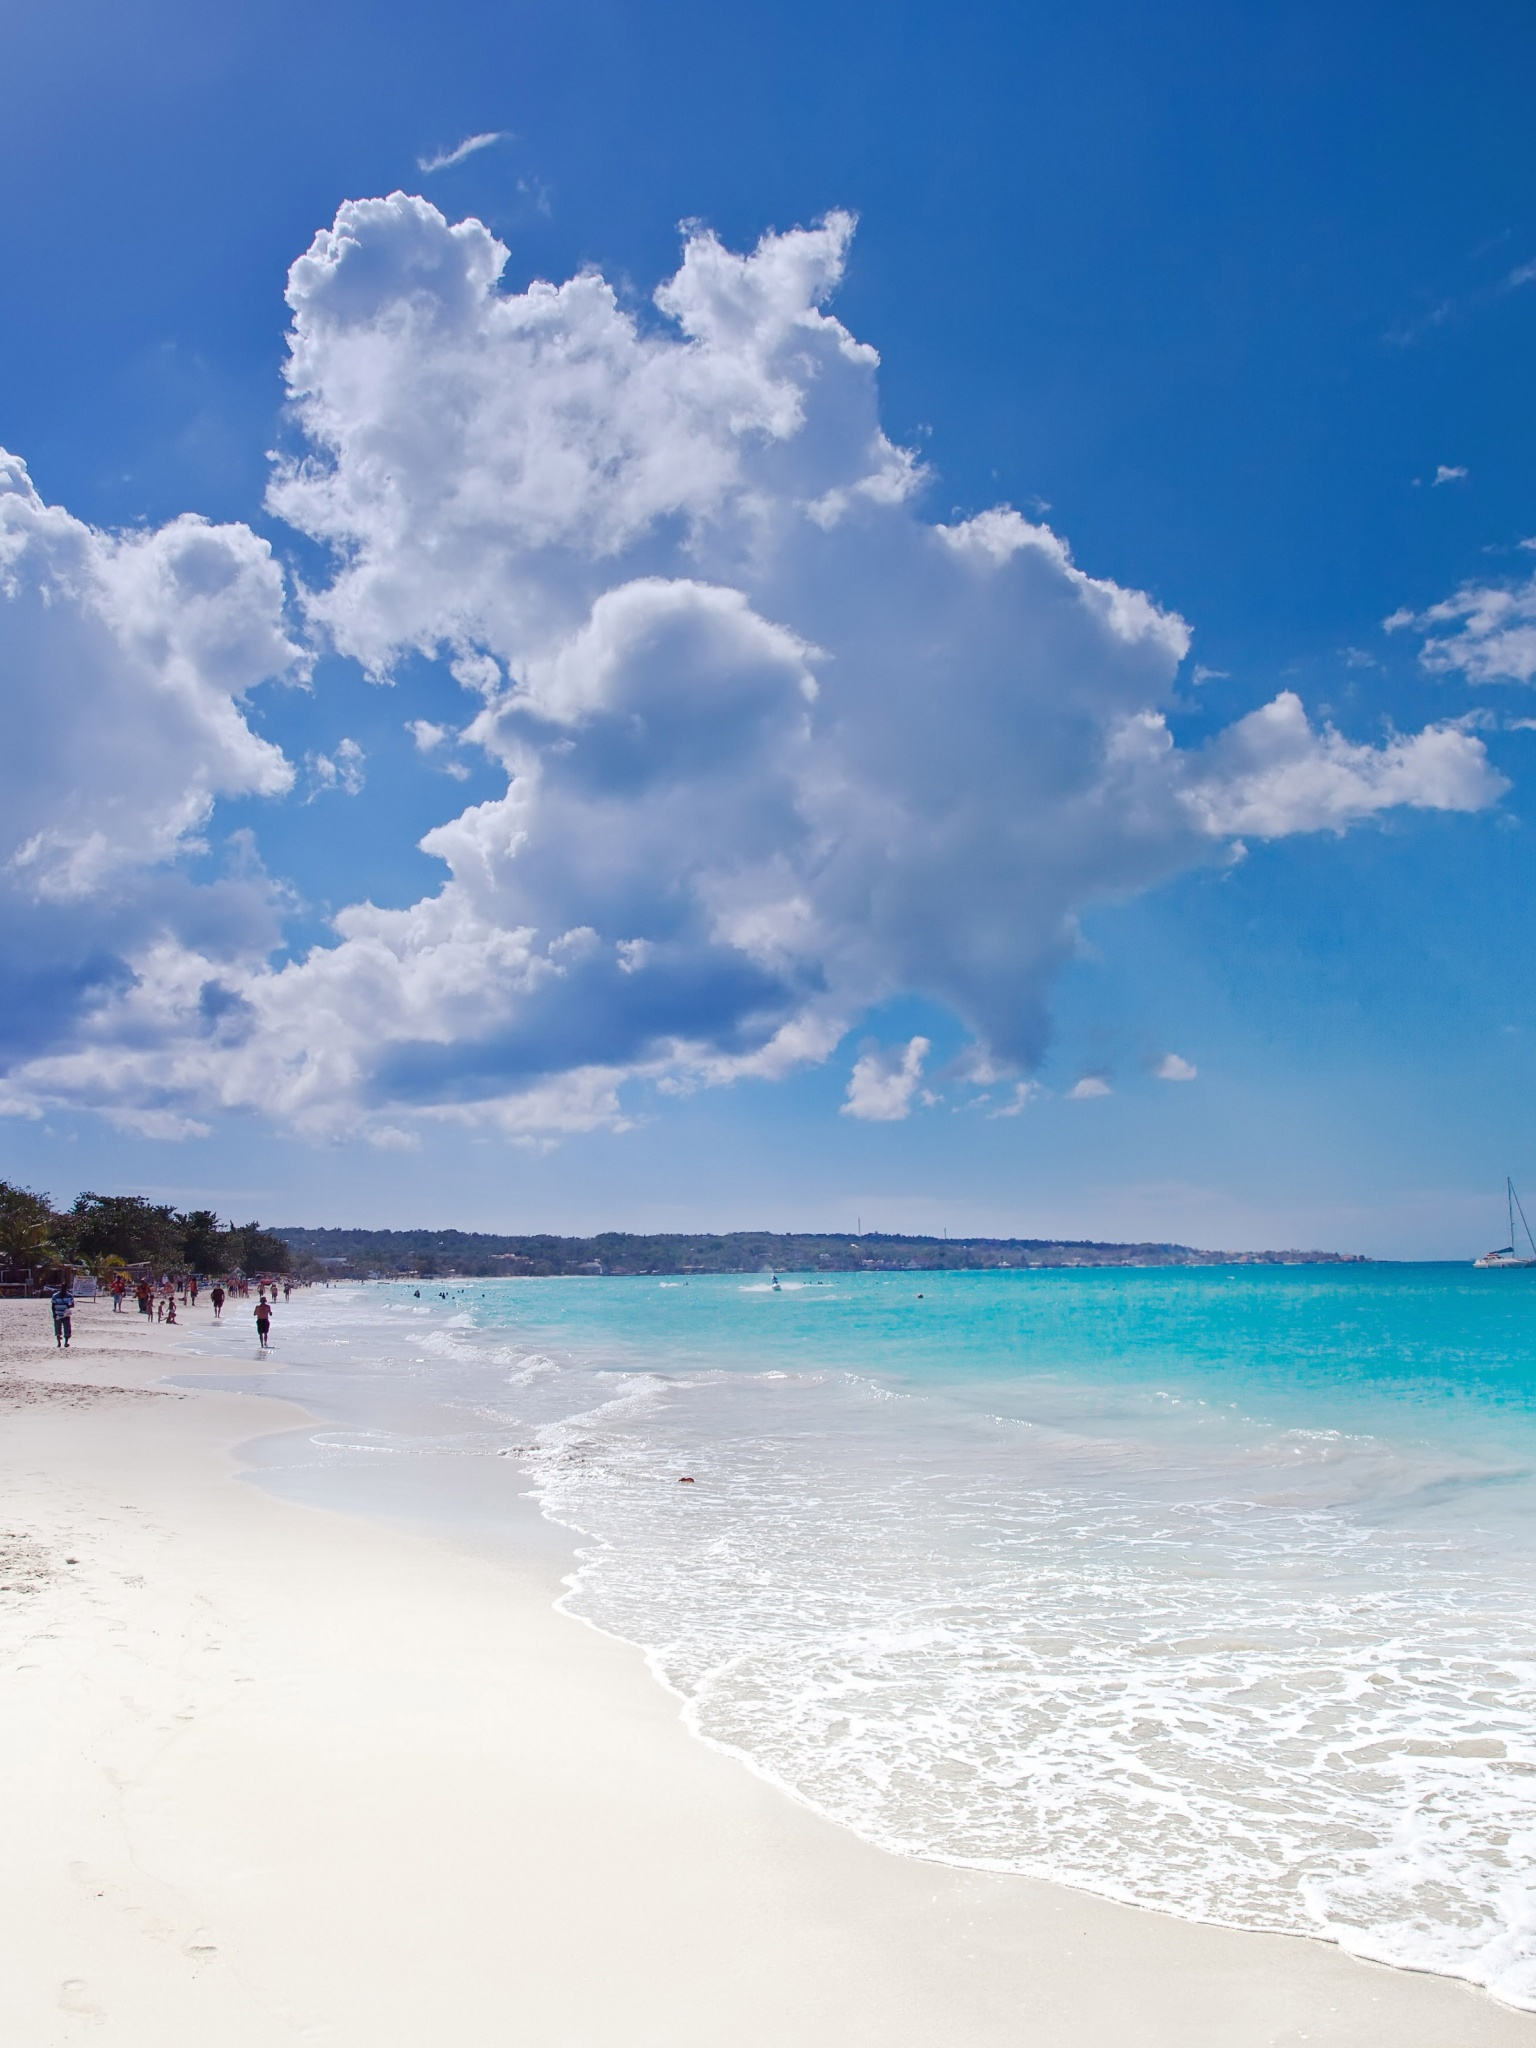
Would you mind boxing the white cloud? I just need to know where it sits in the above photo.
[0,200,1510,1142]
[1177,691,1505,837]
[1433,464,1468,486]
[1067,1075,1111,1100]
[1388,574,1536,685]
[1155,1053,1197,1081]
[842,1037,930,1121]
[990,1079,1046,1117]
[0,451,299,903]
[306,736,366,799]
[417,132,508,174]
[268,197,916,679]
[407,717,471,779]
[13,907,587,1142]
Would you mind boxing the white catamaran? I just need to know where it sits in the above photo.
[1473,1178,1536,1269]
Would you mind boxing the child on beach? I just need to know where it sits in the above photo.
[210,1284,225,1322]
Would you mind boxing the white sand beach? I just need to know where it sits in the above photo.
[2,1294,1533,2047]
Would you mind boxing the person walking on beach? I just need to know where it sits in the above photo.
[51,1281,74,1350]
[254,1296,272,1351]
[210,1283,225,1322]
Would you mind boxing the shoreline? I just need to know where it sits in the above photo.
[2,1295,1532,2045]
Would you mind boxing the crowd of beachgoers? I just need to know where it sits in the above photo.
[45,1269,309,1352]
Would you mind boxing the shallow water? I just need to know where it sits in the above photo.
[188,1266,1536,2008]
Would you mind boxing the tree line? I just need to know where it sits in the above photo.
[276,1224,1362,1275]
[0,1181,291,1276]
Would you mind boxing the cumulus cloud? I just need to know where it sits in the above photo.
[1176,691,1505,837]
[1433,464,1468,486]
[1388,574,1536,685]
[1067,1075,1112,1100]
[267,196,917,677]
[0,452,299,902]
[0,198,1511,1141]
[0,458,302,1082]
[1155,1053,1197,1081]
[842,1037,931,1121]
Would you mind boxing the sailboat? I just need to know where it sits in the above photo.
[1473,1179,1536,1269]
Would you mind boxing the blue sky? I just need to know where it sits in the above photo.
[2,0,1535,1254]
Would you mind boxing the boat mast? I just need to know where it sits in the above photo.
[1512,1178,1536,1260]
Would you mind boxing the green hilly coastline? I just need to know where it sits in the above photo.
[275,1227,1367,1279]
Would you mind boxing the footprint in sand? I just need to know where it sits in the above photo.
[58,1977,104,2020]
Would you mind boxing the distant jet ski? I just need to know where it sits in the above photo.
[1474,1178,1536,1268]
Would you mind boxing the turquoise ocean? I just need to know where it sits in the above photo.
[211,1265,1536,2007]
